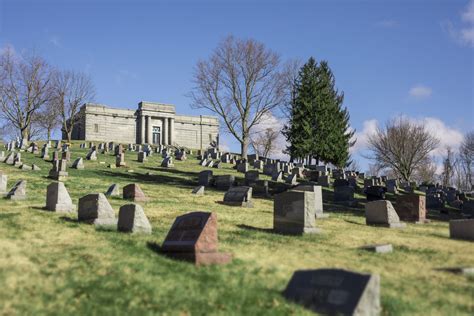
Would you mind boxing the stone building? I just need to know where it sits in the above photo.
[67,101,219,149]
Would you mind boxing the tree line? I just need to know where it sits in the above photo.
[0,46,95,143]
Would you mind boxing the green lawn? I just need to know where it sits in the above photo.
[0,143,473,315]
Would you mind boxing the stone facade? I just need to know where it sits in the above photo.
[67,101,219,149]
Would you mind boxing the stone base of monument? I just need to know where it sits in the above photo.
[162,251,233,266]
[315,213,329,219]
[50,203,76,213]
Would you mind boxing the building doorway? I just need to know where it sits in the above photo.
[152,126,161,145]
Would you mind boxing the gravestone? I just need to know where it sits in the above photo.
[365,186,386,201]
[20,164,32,170]
[205,159,214,168]
[386,179,398,194]
[283,269,380,316]
[49,159,68,181]
[292,167,304,178]
[105,184,120,197]
[333,179,349,187]
[86,149,97,161]
[161,211,232,266]
[213,161,222,169]
[115,144,123,156]
[78,193,116,225]
[72,157,84,169]
[237,162,249,173]
[41,146,50,160]
[192,185,205,195]
[0,173,8,195]
[45,182,75,212]
[318,175,330,187]
[116,153,126,167]
[123,183,148,202]
[365,200,406,228]
[214,175,235,190]
[272,170,283,182]
[118,204,152,234]
[199,158,208,166]
[223,186,253,207]
[13,153,22,167]
[175,150,187,161]
[244,170,260,186]
[395,194,429,223]
[364,178,376,189]
[198,170,214,186]
[274,190,320,234]
[334,185,356,206]
[6,180,27,200]
[61,151,71,161]
[449,219,474,241]
[5,152,15,165]
[52,151,59,162]
[32,164,41,171]
[161,157,174,168]
[293,184,327,219]
[254,160,264,170]
[286,174,298,185]
[360,244,393,253]
[137,151,147,163]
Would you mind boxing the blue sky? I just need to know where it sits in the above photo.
[1,0,473,170]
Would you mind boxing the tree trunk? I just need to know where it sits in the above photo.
[241,136,249,160]
[47,128,51,141]
[21,128,29,142]
[67,131,72,143]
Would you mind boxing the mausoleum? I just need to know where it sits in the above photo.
[67,101,219,149]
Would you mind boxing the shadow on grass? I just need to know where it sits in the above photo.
[343,219,365,226]
[237,224,306,236]
[96,169,196,189]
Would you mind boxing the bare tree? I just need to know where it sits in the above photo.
[441,147,456,187]
[189,36,287,158]
[52,70,95,142]
[413,156,438,184]
[281,59,302,120]
[459,131,474,190]
[251,127,279,158]
[35,100,61,141]
[367,116,439,181]
[0,47,53,141]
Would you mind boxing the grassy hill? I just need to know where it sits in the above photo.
[0,143,473,315]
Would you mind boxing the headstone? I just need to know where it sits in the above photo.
[45,182,75,212]
[5,152,15,165]
[318,175,330,187]
[117,203,152,234]
[223,186,253,207]
[86,149,97,161]
[13,153,22,167]
[365,200,406,228]
[78,193,116,225]
[365,186,386,201]
[115,144,123,156]
[244,170,259,185]
[386,179,398,194]
[395,194,429,223]
[48,159,68,181]
[333,185,356,206]
[283,269,380,316]
[198,170,213,186]
[61,151,71,161]
[105,184,120,197]
[214,175,235,190]
[161,211,232,266]
[72,157,84,169]
[274,190,320,234]
[116,153,126,167]
[293,184,327,219]
[286,174,298,185]
[449,219,474,241]
[32,164,41,171]
[192,185,205,195]
[123,183,148,202]
[41,146,50,160]
[161,157,174,168]
[6,180,27,200]
[20,164,32,170]
[360,244,393,253]
[272,171,283,182]
[213,161,222,169]
[205,159,214,168]
[0,173,8,195]
[137,151,147,163]
[333,179,349,187]
[237,162,249,173]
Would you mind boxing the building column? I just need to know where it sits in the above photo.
[140,115,145,144]
[146,116,152,144]
[169,118,174,145]
[162,117,168,145]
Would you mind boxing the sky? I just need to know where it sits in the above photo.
[1,0,473,171]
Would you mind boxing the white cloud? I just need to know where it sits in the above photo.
[442,0,474,47]
[351,116,464,160]
[409,85,432,99]
[350,119,378,154]
[251,112,289,160]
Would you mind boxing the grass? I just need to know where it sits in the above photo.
[0,143,473,316]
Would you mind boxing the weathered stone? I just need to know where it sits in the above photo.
[20,164,31,170]
[365,200,406,228]
[137,151,147,162]
[334,186,356,206]
[86,150,97,161]
[223,186,253,207]
[237,162,249,173]
[198,170,213,186]
[272,170,283,182]
[395,194,429,223]
[72,157,84,169]
[5,152,15,165]
[161,211,232,266]
[61,151,71,161]
[48,159,68,181]
[292,184,327,219]
[292,167,305,178]
[105,184,120,197]
[318,175,330,187]
[6,180,27,200]
[360,244,393,253]
[118,203,152,234]
[45,182,75,212]
[116,153,126,167]
[449,219,474,241]
[161,157,174,168]
[123,183,148,202]
[274,190,320,235]
[244,170,259,185]
[286,174,298,185]
[205,159,214,168]
[13,153,22,167]
[192,185,205,195]
[78,193,116,224]
[386,179,398,194]
[250,179,270,197]
[214,175,235,191]
[283,269,380,316]
[32,164,41,171]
